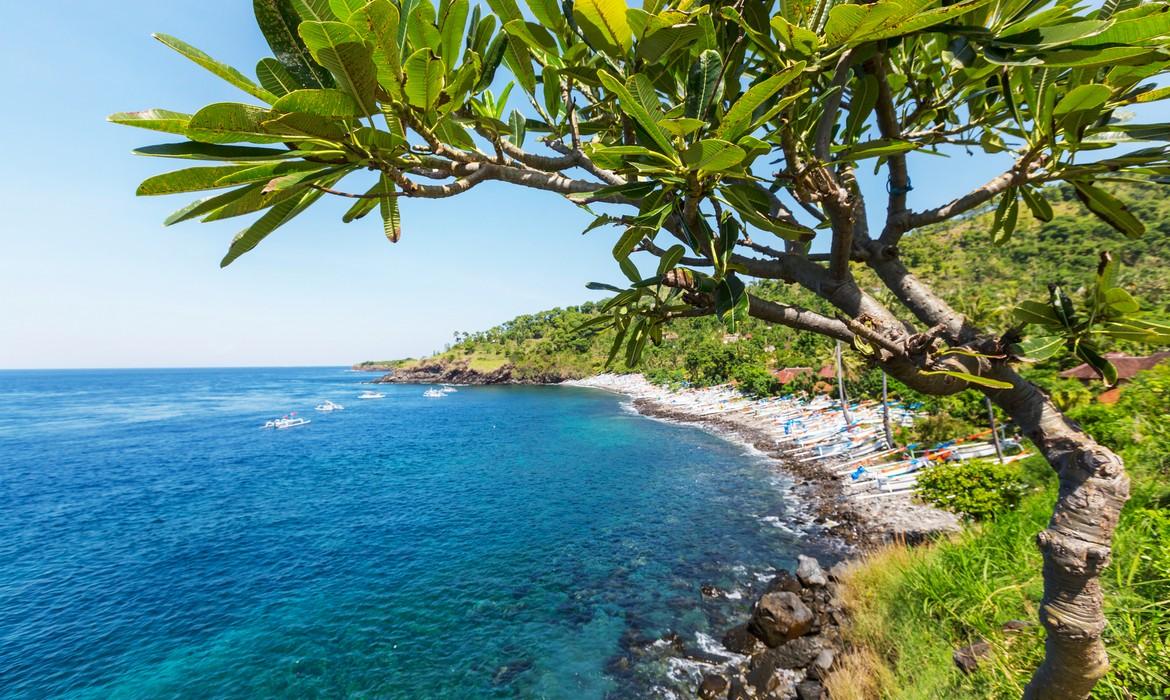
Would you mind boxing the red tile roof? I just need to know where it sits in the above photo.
[1059,351,1170,381]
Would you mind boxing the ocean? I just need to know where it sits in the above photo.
[0,368,830,699]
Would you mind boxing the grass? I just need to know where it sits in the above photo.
[830,454,1170,699]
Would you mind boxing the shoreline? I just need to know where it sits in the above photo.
[564,374,960,549]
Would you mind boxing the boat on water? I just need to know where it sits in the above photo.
[315,400,345,412]
[359,390,385,399]
[423,388,446,398]
[440,385,457,393]
[263,415,311,429]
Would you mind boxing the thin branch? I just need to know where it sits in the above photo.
[872,55,911,226]
[638,238,712,267]
[747,294,854,343]
[307,184,382,199]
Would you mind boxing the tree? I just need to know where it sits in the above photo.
[113,0,1170,695]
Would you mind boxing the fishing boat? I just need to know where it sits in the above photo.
[315,400,345,412]
[440,385,457,393]
[263,414,310,429]
[359,390,385,400]
[423,388,445,398]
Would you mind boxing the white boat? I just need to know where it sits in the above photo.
[423,388,445,398]
[441,385,457,393]
[359,390,385,399]
[263,415,311,429]
[315,400,345,412]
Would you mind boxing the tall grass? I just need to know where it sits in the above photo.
[831,452,1170,699]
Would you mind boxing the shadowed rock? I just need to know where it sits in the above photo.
[748,592,814,647]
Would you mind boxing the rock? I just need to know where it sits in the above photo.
[1002,619,1034,633]
[796,555,828,587]
[827,561,850,583]
[808,648,835,680]
[953,640,991,674]
[722,623,766,656]
[726,675,753,700]
[701,584,723,598]
[749,592,814,647]
[751,636,824,672]
[765,569,803,594]
[796,679,827,700]
[698,674,729,700]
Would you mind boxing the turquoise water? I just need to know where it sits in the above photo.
[0,368,830,698]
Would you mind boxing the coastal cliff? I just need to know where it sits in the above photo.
[368,358,582,385]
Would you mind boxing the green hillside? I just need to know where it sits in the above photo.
[370,181,1168,401]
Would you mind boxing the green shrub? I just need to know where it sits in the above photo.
[915,459,1028,520]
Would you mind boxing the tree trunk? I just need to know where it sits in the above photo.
[987,367,1130,700]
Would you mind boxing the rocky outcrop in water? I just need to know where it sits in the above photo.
[370,360,577,385]
[699,555,846,700]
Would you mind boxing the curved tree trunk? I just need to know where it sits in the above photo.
[987,367,1130,700]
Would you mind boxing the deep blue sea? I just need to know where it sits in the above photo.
[0,368,831,699]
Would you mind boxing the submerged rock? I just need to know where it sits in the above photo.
[722,623,766,656]
[748,592,814,647]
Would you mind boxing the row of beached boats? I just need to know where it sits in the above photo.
[649,387,1028,500]
[261,386,458,429]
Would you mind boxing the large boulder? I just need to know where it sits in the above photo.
[698,674,729,700]
[748,592,814,647]
[765,569,803,594]
[752,636,825,671]
[796,555,828,587]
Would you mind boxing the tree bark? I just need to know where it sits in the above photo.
[986,366,1130,700]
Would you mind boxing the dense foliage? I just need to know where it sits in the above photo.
[915,459,1028,521]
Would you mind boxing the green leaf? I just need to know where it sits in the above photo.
[253,0,336,89]
[657,118,706,138]
[379,174,401,242]
[682,139,746,174]
[1020,187,1054,222]
[920,369,1015,390]
[256,58,302,96]
[292,0,338,21]
[213,161,329,186]
[341,182,382,222]
[508,109,527,146]
[404,49,447,109]
[328,0,367,20]
[273,88,362,116]
[153,33,278,103]
[1053,83,1111,116]
[613,226,645,261]
[989,188,1019,245]
[164,185,263,226]
[186,103,285,144]
[221,185,328,267]
[1013,299,1061,325]
[597,70,677,157]
[1072,180,1145,238]
[572,0,632,56]
[108,109,191,136]
[133,142,295,161]
[685,50,722,121]
[586,281,624,292]
[714,273,748,331]
[439,0,470,65]
[838,138,918,161]
[298,22,379,113]
[717,63,804,141]
[347,0,403,100]
[655,244,686,276]
[1074,342,1118,386]
[137,165,252,196]
[1102,287,1140,314]
[718,183,813,240]
[1011,335,1065,362]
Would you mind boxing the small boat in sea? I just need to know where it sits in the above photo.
[359,390,385,399]
[263,414,311,429]
[423,388,445,398]
[440,385,457,393]
[315,400,345,412]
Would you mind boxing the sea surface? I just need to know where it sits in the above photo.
[0,368,831,699]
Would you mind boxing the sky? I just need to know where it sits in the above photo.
[0,1,1114,368]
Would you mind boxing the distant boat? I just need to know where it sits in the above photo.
[263,415,310,429]
[423,388,445,398]
[441,385,457,393]
[315,400,345,412]
[359,390,385,400]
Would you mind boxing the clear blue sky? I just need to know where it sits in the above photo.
[0,1,1129,368]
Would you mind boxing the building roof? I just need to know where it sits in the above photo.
[771,367,813,384]
[1059,351,1170,381]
